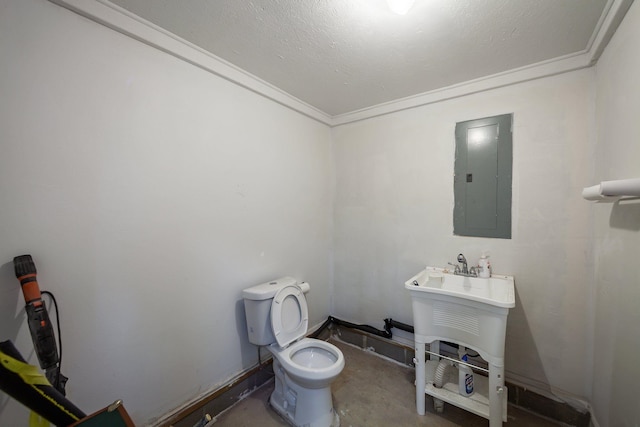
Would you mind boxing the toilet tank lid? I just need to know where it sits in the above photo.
[242,276,298,300]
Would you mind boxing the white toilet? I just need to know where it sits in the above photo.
[243,277,345,427]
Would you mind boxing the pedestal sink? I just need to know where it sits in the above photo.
[405,267,515,427]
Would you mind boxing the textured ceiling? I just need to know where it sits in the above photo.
[109,0,609,116]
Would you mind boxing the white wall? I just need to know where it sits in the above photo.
[3,0,638,425]
[591,2,640,426]
[332,69,596,401]
[0,0,333,425]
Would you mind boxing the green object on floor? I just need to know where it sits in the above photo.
[73,409,130,427]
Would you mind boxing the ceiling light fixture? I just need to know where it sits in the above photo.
[386,0,415,15]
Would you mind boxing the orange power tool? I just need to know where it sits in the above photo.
[14,254,66,393]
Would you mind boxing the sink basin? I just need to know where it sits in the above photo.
[404,267,515,309]
[404,266,515,362]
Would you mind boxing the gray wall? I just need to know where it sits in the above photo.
[591,2,640,426]
[0,0,333,425]
[1,0,639,426]
[332,69,596,402]
[330,6,640,423]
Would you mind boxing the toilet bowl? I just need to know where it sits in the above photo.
[269,337,344,389]
[269,338,344,427]
[243,277,345,427]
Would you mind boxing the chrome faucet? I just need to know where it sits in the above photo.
[457,253,468,275]
[448,253,478,277]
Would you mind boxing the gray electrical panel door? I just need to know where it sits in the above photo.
[454,114,512,239]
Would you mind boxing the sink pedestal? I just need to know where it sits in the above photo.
[405,267,515,427]
[415,340,507,426]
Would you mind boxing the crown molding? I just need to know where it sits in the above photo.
[332,0,634,126]
[330,51,590,126]
[49,0,634,128]
[48,0,333,126]
[585,0,635,64]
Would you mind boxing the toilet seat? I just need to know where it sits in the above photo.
[271,285,308,348]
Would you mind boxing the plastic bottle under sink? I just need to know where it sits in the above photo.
[458,348,475,397]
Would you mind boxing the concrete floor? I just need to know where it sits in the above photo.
[211,338,560,427]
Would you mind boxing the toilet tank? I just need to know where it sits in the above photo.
[242,277,298,346]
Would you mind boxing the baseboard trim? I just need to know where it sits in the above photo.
[154,327,335,427]
[152,362,274,427]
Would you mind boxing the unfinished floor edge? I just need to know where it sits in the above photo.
[335,326,590,427]
[162,325,589,427]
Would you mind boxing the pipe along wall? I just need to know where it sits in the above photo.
[312,317,471,356]
[311,316,412,339]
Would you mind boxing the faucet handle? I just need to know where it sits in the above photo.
[447,262,461,274]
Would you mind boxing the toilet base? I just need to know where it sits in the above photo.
[270,359,340,427]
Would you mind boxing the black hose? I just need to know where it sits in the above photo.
[41,290,66,394]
